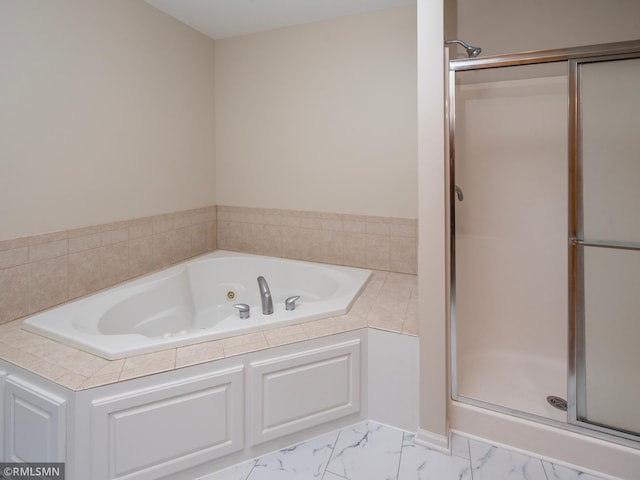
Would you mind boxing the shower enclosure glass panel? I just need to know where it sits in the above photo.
[582,58,640,243]
[582,248,640,435]
[577,57,640,437]
[452,63,568,421]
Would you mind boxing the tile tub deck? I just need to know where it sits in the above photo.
[0,270,417,391]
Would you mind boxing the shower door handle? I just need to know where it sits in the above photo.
[455,185,464,201]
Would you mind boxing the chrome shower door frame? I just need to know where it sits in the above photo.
[448,39,640,445]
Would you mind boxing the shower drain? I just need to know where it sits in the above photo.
[546,395,568,411]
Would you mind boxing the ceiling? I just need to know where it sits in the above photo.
[144,0,415,40]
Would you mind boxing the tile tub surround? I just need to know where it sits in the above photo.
[199,421,609,480]
[217,206,418,275]
[0,206,217,325]
[0,270,417,391]
[0,205,415,326]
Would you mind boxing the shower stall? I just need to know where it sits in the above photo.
[448,39,640,459]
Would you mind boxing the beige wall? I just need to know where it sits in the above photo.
[1,2,417,243]
[455,0,640,57]
[417,0,448,446]
[0,1,216,242]
[214,6,417,219]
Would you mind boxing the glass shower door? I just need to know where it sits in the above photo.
[451,63,569,422]
[573,56,640,439]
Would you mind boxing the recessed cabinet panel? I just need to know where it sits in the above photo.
[91,366,243,480]
[3,375,66,463]
[249,340,361,445]
[111,387,230,476]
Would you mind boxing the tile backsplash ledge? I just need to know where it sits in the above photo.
[217,205,417,275]
[0,206,417,325]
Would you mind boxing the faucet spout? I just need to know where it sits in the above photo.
[257,276,273,315]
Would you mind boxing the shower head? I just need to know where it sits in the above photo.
[444,39,482,58]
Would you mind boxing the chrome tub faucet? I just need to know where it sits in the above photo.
[257,276,273,315]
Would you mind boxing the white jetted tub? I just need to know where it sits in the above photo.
[23,251,371,360]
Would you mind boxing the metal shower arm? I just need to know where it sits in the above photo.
[445,39,482,58]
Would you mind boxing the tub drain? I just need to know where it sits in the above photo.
[546,395,567,411]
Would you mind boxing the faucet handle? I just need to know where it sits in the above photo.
[285,296,300,311]
[233,303,250,319]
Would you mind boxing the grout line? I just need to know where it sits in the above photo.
[242,459,258,480]
[395,431,407,480]
[323,427,343,480]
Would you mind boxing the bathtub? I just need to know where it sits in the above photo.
[22,251,371,360]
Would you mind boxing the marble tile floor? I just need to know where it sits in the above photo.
[199,421,608,480]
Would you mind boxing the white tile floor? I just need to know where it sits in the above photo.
[199,421,607,480]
